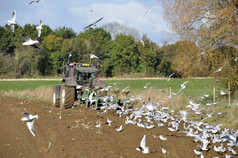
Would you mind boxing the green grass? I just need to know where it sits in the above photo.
[105,78,226,98]
[0,80,61,92]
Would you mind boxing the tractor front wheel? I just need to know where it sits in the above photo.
[60,85,75,109]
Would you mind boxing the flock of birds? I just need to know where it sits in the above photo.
[19,75,238,157]
[6,0,104,50]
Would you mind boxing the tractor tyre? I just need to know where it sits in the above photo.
[60,85,75,109]
[52,87,60,107]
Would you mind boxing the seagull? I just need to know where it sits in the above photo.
[228,147,237,155]
[116,125,122,132]
[109,82,121,86]
[88,9,93,12]
[194,149,203,156]
[106,118,112,126]
[7,10,16,32]
[162,148,167,154]
[29,0,41,5]
[36,20,43,38]
[159,135,167,141]
[95,121,101,128]
[213,66,224,73]
[167,73,175,81]
[157,89,166,93]
[21,34,40,50]
[235,57,238,61]
[140,40,145,46]
[136,135,149,154]
[144,82,151,89]
[84,17,104,29]
[21,112,39,136]
[90,53,98,59]
[218,89,226,96]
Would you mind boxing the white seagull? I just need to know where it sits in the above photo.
[136,135,150,154]
[90,53,98,59]
[21,35,40,49]
[167,73,175,81]
[7,10,16,32]
[116,125,122,132]
[106,118,112,126]
[36,20,43,38]
[159,135,167,141]
[213,66,224,73]
[144,82,151,89]
[21,112,39,136]
[162,148,167,154]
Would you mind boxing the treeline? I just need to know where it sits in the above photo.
[0,23,237,89]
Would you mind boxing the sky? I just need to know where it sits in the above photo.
[0,0,177,45]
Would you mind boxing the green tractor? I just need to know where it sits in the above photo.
[52,62,106,109]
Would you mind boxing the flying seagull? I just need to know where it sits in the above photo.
[36,20,43,38]
[7,10,16,32]
[21,34,40,50]
[144,82,151,89]
[84,17,104,29]
[21,112,39,136]
[167,73,175,81]
[213,66,224,73]
[90,53,98,59]
[29,0,41,5]
[136,135,150,154]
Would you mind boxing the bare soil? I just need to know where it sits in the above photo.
[0,95,237,158]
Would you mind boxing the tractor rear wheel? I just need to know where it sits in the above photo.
[52,88,60,107]
[60,85,75,109]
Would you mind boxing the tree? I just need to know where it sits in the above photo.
[54,26,76,39]
[110,34,140,76]
[102,22,140,40]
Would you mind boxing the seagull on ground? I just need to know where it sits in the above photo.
[21,112,39,136]
[29,0,41,5]
[218,89,226,96]
[36,20,43,38]
[159,135,167,141]
[109,82,121,86]
[228,147,237,155]
[106,118,112,126]
[95,121,101,128]
[136,135,150,154]
[116,125,122,132]
[21,34,39,50]
[162,148,167,154]
[7,10,16,32]
[84,17,104,29]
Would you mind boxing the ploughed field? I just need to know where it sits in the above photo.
[0,95,237,158]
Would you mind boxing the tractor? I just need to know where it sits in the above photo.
[52,62,106,109]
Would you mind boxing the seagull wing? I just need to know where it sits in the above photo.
[26,120,35,136]
[32,44,40,50]
[94,17,104,24]
[84,23,94,29]
[29,0,35,5]
[11,10,16,21]
[21,35,31,42]
[10,25,15,32]
[140,135,146,149]
[37,29,41,37]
